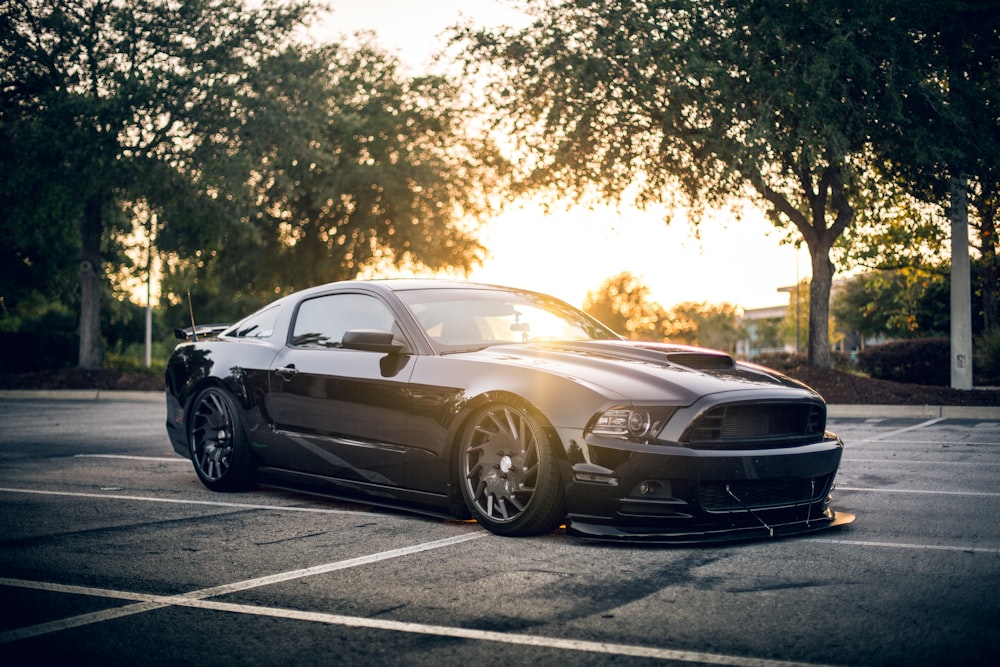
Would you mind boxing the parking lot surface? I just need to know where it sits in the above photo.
[1,397,998,666]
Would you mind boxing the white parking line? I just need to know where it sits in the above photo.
[0,577,840,667]
[808,538,1000,554]
[0,487,374,516]
[837,486,1000,497]
[1,486,993,664]
[848,440,1000,447]
[851,418,944,443]
[0,532,486,644]
[843,459,1000,465]
[74,454,184,462]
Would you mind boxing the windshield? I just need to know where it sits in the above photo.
[397,287,620,352]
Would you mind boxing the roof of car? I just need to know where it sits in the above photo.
[298,278,527,296]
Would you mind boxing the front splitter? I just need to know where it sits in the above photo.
[565,510,857,544]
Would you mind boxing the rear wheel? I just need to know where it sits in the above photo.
[188,387,256,492]
[458,402,565,536]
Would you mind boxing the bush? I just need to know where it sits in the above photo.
[856,338,950,386]
[751,350,854,372]
[750,351,805,371]
[975,330,1000,385]
[105,339,172,376]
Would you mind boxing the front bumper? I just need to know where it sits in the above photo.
[563,435,854,543]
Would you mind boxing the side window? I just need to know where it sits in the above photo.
[291,293,397,349]
[230,305,280,339]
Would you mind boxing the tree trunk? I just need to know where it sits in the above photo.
[806,244,834,369]
[750,164,852,369]
[980,201,999,333]
[78,196,104,369]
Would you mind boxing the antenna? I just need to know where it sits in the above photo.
[187,290,198,342]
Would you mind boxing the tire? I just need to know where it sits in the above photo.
[187,386,257,492]
[458,402,565,536]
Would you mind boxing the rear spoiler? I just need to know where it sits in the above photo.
[174,323,232,341]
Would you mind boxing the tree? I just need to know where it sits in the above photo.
[457,0,921,368]
[868,1,1000,387]
[663,302,743,354]
[583,272,666,339]
[746,315,784,355]
[157,38,500,322]
[832,270,951,343]
[582,272,743,351]
[2,2,500,366]
[781,281,811,355]
[1,0,318,367]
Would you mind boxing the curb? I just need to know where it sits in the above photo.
[0,390,163,402]
[826,404,1000,419]
[2,390,998,419]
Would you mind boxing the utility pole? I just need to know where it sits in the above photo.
[145,213,155,368]
[950,175,973,389]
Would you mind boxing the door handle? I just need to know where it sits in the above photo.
[274,364,298,380]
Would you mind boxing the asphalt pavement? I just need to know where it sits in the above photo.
[1,397,998,666]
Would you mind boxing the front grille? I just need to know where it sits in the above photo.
[683,401,825,449]
[700,476,831,512]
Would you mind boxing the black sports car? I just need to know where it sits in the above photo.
[165,279,854,542]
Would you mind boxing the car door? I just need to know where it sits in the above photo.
[264,291,416,487]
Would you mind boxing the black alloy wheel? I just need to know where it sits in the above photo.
[188,387,256,492]
[458,402,565,536]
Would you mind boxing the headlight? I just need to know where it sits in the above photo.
[592,408,652,438]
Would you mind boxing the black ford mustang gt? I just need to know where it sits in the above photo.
[165,279,854,542]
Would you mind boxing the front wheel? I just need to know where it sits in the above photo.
[187,387,256,492]
[458,402,565,536]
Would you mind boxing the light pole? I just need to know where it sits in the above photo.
[145,213,155,368]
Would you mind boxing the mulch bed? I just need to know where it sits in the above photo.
[0,368,165,392]
[787,366,999,406]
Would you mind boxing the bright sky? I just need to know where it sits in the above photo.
[312,0,809,311]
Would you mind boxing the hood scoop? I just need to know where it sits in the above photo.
[529,340,737,372]
[664,352,736,371]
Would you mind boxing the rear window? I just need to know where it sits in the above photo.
[228,305,280,339]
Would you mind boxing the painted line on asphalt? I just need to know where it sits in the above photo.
[1,485,993,664]
[0,532,487,645]
[846,440,1000,447]
[807,538,1000,554]
[843,458,1000,465]
[74,454,185,462]
[836,486,1000,498]
[0,577,840,667]
[851,418,944,442]
[0,487,376,516]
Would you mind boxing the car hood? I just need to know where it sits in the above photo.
[458,340,819,405]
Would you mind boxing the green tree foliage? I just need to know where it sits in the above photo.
[583,272,743,351]
[1,0,316,367]
[663,302,743,354]
[746,315,784,355]
[781,281,811,354]
[158,38,500,323]
[583,272,666,339]
[869,1,1000,332]
[2,1,499,367]
[457,0,920,368]
[832,271,951,343]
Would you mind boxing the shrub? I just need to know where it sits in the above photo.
[751,351,805,371]
[751,350,854,372]
[0,331,79,373]
[974,330,1000,385]
[856,338,950,386]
